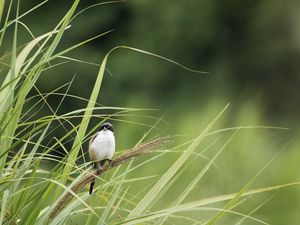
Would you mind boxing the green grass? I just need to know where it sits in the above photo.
[0,1,300,225]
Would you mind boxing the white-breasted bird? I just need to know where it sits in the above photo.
[88,122,115,194]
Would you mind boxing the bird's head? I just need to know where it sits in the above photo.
[100,122,114,132]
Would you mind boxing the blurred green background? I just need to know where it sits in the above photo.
[15,0,299,147]
[5,0,300,224]
[18,0,300,129]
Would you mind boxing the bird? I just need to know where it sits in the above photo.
[88,122,115,194]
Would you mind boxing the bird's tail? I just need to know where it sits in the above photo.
[89,177,95,195]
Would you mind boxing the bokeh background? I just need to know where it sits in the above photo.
[7,0,300,224]
[19,0,300,128]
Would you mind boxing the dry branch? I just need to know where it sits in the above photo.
[46,136,171,224]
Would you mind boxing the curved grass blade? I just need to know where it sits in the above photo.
[206,140,292,225]
[128,103,230,217]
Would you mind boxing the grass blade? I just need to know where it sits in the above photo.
[0,189,9,225]
[0,0,5,24]
[60,46,108,184]
[206,140,291,225]
[128,103,230,217]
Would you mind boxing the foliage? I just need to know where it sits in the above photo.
[0,1,300,225]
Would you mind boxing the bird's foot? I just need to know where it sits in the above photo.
[96,162,104,174]
[96,168,101,175]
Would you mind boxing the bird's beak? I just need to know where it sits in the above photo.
[103,127,107,131]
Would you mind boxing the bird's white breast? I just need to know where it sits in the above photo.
[89,130,115,161]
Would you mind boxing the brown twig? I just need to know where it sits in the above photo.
[46,136,171,224]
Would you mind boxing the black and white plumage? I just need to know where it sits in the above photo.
[89,122,115,194]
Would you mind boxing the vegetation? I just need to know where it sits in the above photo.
[0,1,300,225]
